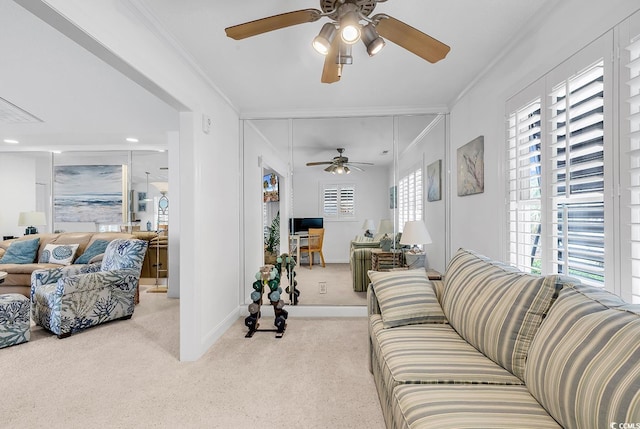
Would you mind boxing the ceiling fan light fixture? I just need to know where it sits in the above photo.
[362,23,385,56]
[312,23,337,55]
[337,42,353,65]
[339,7,361,45]
[344,165,351,174]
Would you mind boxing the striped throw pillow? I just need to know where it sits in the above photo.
[368,269,446,328]
[441,248,562,381]
[525,283,640,429]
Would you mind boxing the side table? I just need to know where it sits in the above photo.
[371,249,404,271]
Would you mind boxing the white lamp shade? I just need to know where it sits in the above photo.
[151,182,169,194]
[362,219,375,231]
[18,211,46,226]
[377,219,394,235]
[400,221,432,246]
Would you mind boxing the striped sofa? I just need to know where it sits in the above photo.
[367,248,640,429]
[350,234,399,292]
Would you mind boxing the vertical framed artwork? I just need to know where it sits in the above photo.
[54,165,125,222]
[427,159,442,202]
[389,185,397,209]
[457,136,485,196]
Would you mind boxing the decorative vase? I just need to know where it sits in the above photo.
[380,236,393,252]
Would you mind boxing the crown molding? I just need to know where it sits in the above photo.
[240,105,450,120]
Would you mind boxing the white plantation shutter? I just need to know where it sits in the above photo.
[627,31,640,302]
[548,60,605,286]
[507,98,543,273]
[339,186,355,216]
[322,184,355,219]
[398,166,423,231]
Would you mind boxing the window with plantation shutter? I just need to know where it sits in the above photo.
[322,184,355,220]
[507,98,543,273]
[548,60,605,286]
[626,31,640,303]
[398,166,423,231]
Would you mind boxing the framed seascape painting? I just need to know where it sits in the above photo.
[427,159,442,202]
[457,136,484,197]
[54,165,125,223]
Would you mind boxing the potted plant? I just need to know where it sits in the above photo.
[264,211,280,265]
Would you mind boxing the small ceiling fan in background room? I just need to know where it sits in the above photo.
[306,148,373,174]
[225,0,451,83]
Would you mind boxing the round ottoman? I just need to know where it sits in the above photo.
[0,293,30,349]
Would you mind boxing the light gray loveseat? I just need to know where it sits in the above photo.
[367,248,640,429]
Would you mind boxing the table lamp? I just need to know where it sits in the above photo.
[362,219,375,238]
[400,220,432,269]
[377,219,394,251]
[18,211,46,235]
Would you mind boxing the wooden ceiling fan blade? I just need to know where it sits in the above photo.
[321,36,341,84]
[345,164,364,172]
[346,161,375,166]
[306,161,333,166]
[374,15,450,64]
[225,9,321,40]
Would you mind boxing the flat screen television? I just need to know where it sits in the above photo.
[289,217,323,234]
[263,173,279,202]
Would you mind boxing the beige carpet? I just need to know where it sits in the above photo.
[292,263,367,306]
[2,286,384,428]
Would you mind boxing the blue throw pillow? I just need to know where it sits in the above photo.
[0,238,40,264]
[75,239,109,264]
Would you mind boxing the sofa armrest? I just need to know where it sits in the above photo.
[367,284,381,316]
[431,278,445,305]
[31,264,101,299]
[57,269,139,295]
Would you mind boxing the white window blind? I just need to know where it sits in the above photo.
[398,166,423,231]
[322,184,355,219]
[548,60,605,286]
[627,33,640,303]
[507,98,543,273]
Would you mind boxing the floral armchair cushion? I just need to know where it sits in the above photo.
[30,239,148,338]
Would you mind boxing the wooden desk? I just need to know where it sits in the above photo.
[288,232,308,263]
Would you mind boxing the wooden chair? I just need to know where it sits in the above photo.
[300,228,326,269]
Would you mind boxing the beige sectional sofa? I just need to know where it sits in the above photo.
[367,248,640,428]
[0,232,135,297]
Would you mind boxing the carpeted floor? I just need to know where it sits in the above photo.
[2,286,384,429]
[292,263,367,306]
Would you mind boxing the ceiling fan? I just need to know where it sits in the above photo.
[306,148,373,174]
[224,0,450,83]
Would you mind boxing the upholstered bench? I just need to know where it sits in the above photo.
[0,293,30,348]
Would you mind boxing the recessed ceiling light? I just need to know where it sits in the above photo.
[126,137,139,143]
[3,139,19,144]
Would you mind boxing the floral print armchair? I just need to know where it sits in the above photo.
[30,239,148,338]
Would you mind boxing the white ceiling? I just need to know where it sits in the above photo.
[0,0,556,168]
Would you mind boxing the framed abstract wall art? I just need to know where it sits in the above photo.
[457,136,484,196]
